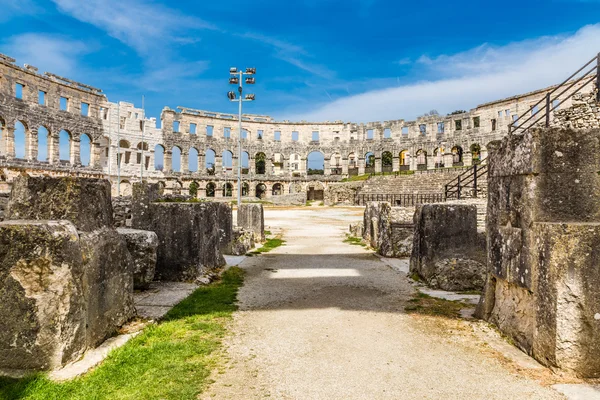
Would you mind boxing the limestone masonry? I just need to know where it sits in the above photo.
[0,52,593,200]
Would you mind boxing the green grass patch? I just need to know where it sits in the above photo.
[404,291,470,319]
[264,230,272,236]
[343,235,366,247]
[248,237,285,255]
[0,267,245,400]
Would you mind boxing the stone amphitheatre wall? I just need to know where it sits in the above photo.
[0,51,593,201]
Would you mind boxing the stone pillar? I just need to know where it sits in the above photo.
[392,156,399,172]
[215,154,222,173]
[181,152,189,173]
[358,157,365,175]
[29,130,38,161]
[164,150,172,173]
[250,158,256,175]
[426,154,435,170]
[444,153,453,167]
[5,127,15,159]
[374,156,382,173]
[198,153,205,173]
[49,133,59,164]
[463,151,473,167]
[324,159,331,176]
[72,138,81,166]
[342,158,349,175]
[92,142,103,169]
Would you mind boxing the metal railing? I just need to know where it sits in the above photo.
[444,159,488,200]
[509,52,600,134]
[356,192,444,206]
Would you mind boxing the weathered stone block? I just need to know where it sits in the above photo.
[410,204,486,291]
[6,176,114,231]
[0,220,86,372]
[531,222,600,378]
[79,227,135,347]
[349,221,364,238]
[226,228,255,256]
[134,202,227,281]
[117,228,158,290]
[238,204,264,242]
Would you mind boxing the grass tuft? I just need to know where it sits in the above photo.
[404,291,470,319]
[248,238,285,255]
[0,267,245,400]
[343,235,366,247]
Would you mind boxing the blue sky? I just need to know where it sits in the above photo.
[2,0,600,123]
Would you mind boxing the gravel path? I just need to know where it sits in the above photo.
[203,208,564,400]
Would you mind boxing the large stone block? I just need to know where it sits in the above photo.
[238,204,264,242]
[410,204,486,291]
[117,228,158,290]
[226,228,255,256]
[79,227,135,347]
[134,202,227,281]
[6,176,113,231]
[0,220,87,372]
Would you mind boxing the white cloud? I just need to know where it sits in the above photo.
[287,24,600,123]
[2,33,89,76]
[51,0,215,55]
[0,0,42,22]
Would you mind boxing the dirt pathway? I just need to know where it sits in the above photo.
[203,208,564,400]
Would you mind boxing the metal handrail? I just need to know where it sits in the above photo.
[509,53,600,134]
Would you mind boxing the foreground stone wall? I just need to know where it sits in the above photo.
[410,204,486,291]
[362,202,414,258]
[0,176,135,373]
[238,203,265,242]
[478,127,600,378]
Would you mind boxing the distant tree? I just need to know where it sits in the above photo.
[382,152,393,166]
[189,181,199,197]
[449,110,467,115]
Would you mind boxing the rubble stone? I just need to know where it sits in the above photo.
[117,228,158,290]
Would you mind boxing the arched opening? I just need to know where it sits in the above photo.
[205,149,216,174]
[365,152,375,173]
[330,153,342,175]
[188,148,199,172]
[382,151,393,172]
[172,146,182,172]
[272,183,283,196]
[434,147,445,168]
[241,151,249,174]
[206,182,216,197]
[307,151,324,175]
[289,153,301,174]
[399,150,409,170]
[154,145,165,170]
[256,183,266,199]
[37,126,49,162]
[242,182,249,197]
[14,121,27,159]
[471,144,481,164]
[80,134,92,166]
[223,182,233,197]
[222,150,233,173]
[273,153,284,175]
[255,152,266,175]
[289,182,303,194]
[451,146,464,166]
[172,181,182,195]
[59,129,71,163]
[416,149,427,170]
[157,181,166,195]
[119,180,132,196]
[348,153,358,175]
[189,181,199,197]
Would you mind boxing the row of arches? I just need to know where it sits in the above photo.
[200,182,286,199]
[0,118,93,165]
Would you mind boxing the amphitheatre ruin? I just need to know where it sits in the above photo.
[1,44,600,400]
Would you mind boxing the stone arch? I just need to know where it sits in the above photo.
[206,182,216,197]
[365,151,375,169]
[382,150,393,171]
[289,182,303,194]
[289,153,301,173]
[451,145,464,165]
[273,152,284,174]
[80,133,92,166]
[416,149,427,168]
[154,144,165,170]
[399,150,408,166]
[223,182,233,197]
[189,181,199,197]
[137,142,149,151]
[241,151,250,174]
[119,139,130,148]
[255,152,266,175]
[14,120,27,159]
[222,150,233,172]
[307,151,324,175]
[172,180,182,195]
[188,147,199,172]
[470,143,482,163]
[119,179,132,196]
[171,146,182,172]
[205,148,216,174]
[37,125,50,162]
[242,182,250,197]
[433,147,445,168]
[256,183,267,199]
[157,181,166,195]
[272,183,283,196]
[59,129,72,163]
[306,181,325,201]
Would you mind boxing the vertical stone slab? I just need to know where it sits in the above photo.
[116,228,158,290]
[0,220,86,372]
[238,204,265,242]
